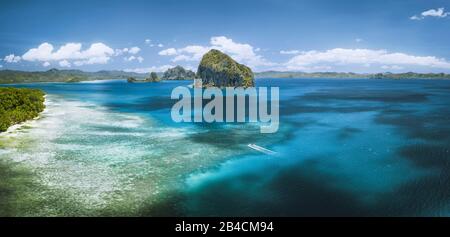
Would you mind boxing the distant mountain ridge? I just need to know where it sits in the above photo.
[0,69,147,84]
[255,71,450,79]
[2,69,450,84]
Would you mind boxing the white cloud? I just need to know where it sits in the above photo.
[0,65,3,68]
[124,55,144,63]
[284,48,450,71]
[115,46,140,55]
[42,61,51,67]
[355,38,363,43]
[280,50,300,55]
[209,36,273,67]
[158,36,274,69]
[4,54,21,63]
[410,7,449,20]
[422,7,448,17]
[144,39,163,48]
[128,46,141,54]
[145,39,164,47]
[159,48,178,56]
[125,56,136,61]
[381,65,404,70]
[22,43,54,61]
[59,60,71,67]
[115,48,128,56]
[22,42,114,66]
[80,57,111,66]
[124,65,173,73]
[173,45,210,62]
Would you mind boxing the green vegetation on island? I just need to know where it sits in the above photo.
[370,72,450,80]
[0,87,45,132]
[127,72,161,83]
[2,67,450,85]
[0,68,147,84]
[197,49,254,87]
[254,71,365,79]
[161,66,196,80]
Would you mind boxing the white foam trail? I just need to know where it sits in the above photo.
[248,144,277,155]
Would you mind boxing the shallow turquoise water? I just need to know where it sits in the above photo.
[1,78,450,216]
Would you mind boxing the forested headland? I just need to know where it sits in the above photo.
[0,87,45,132]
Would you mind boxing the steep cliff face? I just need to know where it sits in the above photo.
[197,49,254,87]
[161,66,196,80]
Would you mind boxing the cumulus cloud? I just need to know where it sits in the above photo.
[381,65,404,70]
[20,42,148,68]
[124,65,174,73]
[355,38,363,43]
[280,50,300,55]
[422,7,448,17]
[59,60,71,67]
[158,36,274,69]
[158,48,177,56]
[283,48,450,71]
[22,42,114,66]
[157,44,164,48]
[124,56,135,61]
[174,45,210,62]
[145,39,151,44]
[410,7,449,20]
[115,46,141,56]
[128,46,141,54]
[117,48,142,63]
[210,36,274,68]
[76,57,111,66]
[115,48,128,56]
[125,55,144,63]
[4,54,21,63]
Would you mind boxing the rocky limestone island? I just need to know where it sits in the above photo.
[161,66,196,80]
[127,72,161,83]
[197,49,254,87]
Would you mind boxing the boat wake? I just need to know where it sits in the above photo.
[248,144,277,155]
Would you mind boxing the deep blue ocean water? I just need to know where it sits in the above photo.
[1,78,450,216]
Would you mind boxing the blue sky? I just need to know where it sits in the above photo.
[1,0,450,73]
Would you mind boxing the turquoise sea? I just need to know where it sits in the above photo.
[1,78,450,216]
